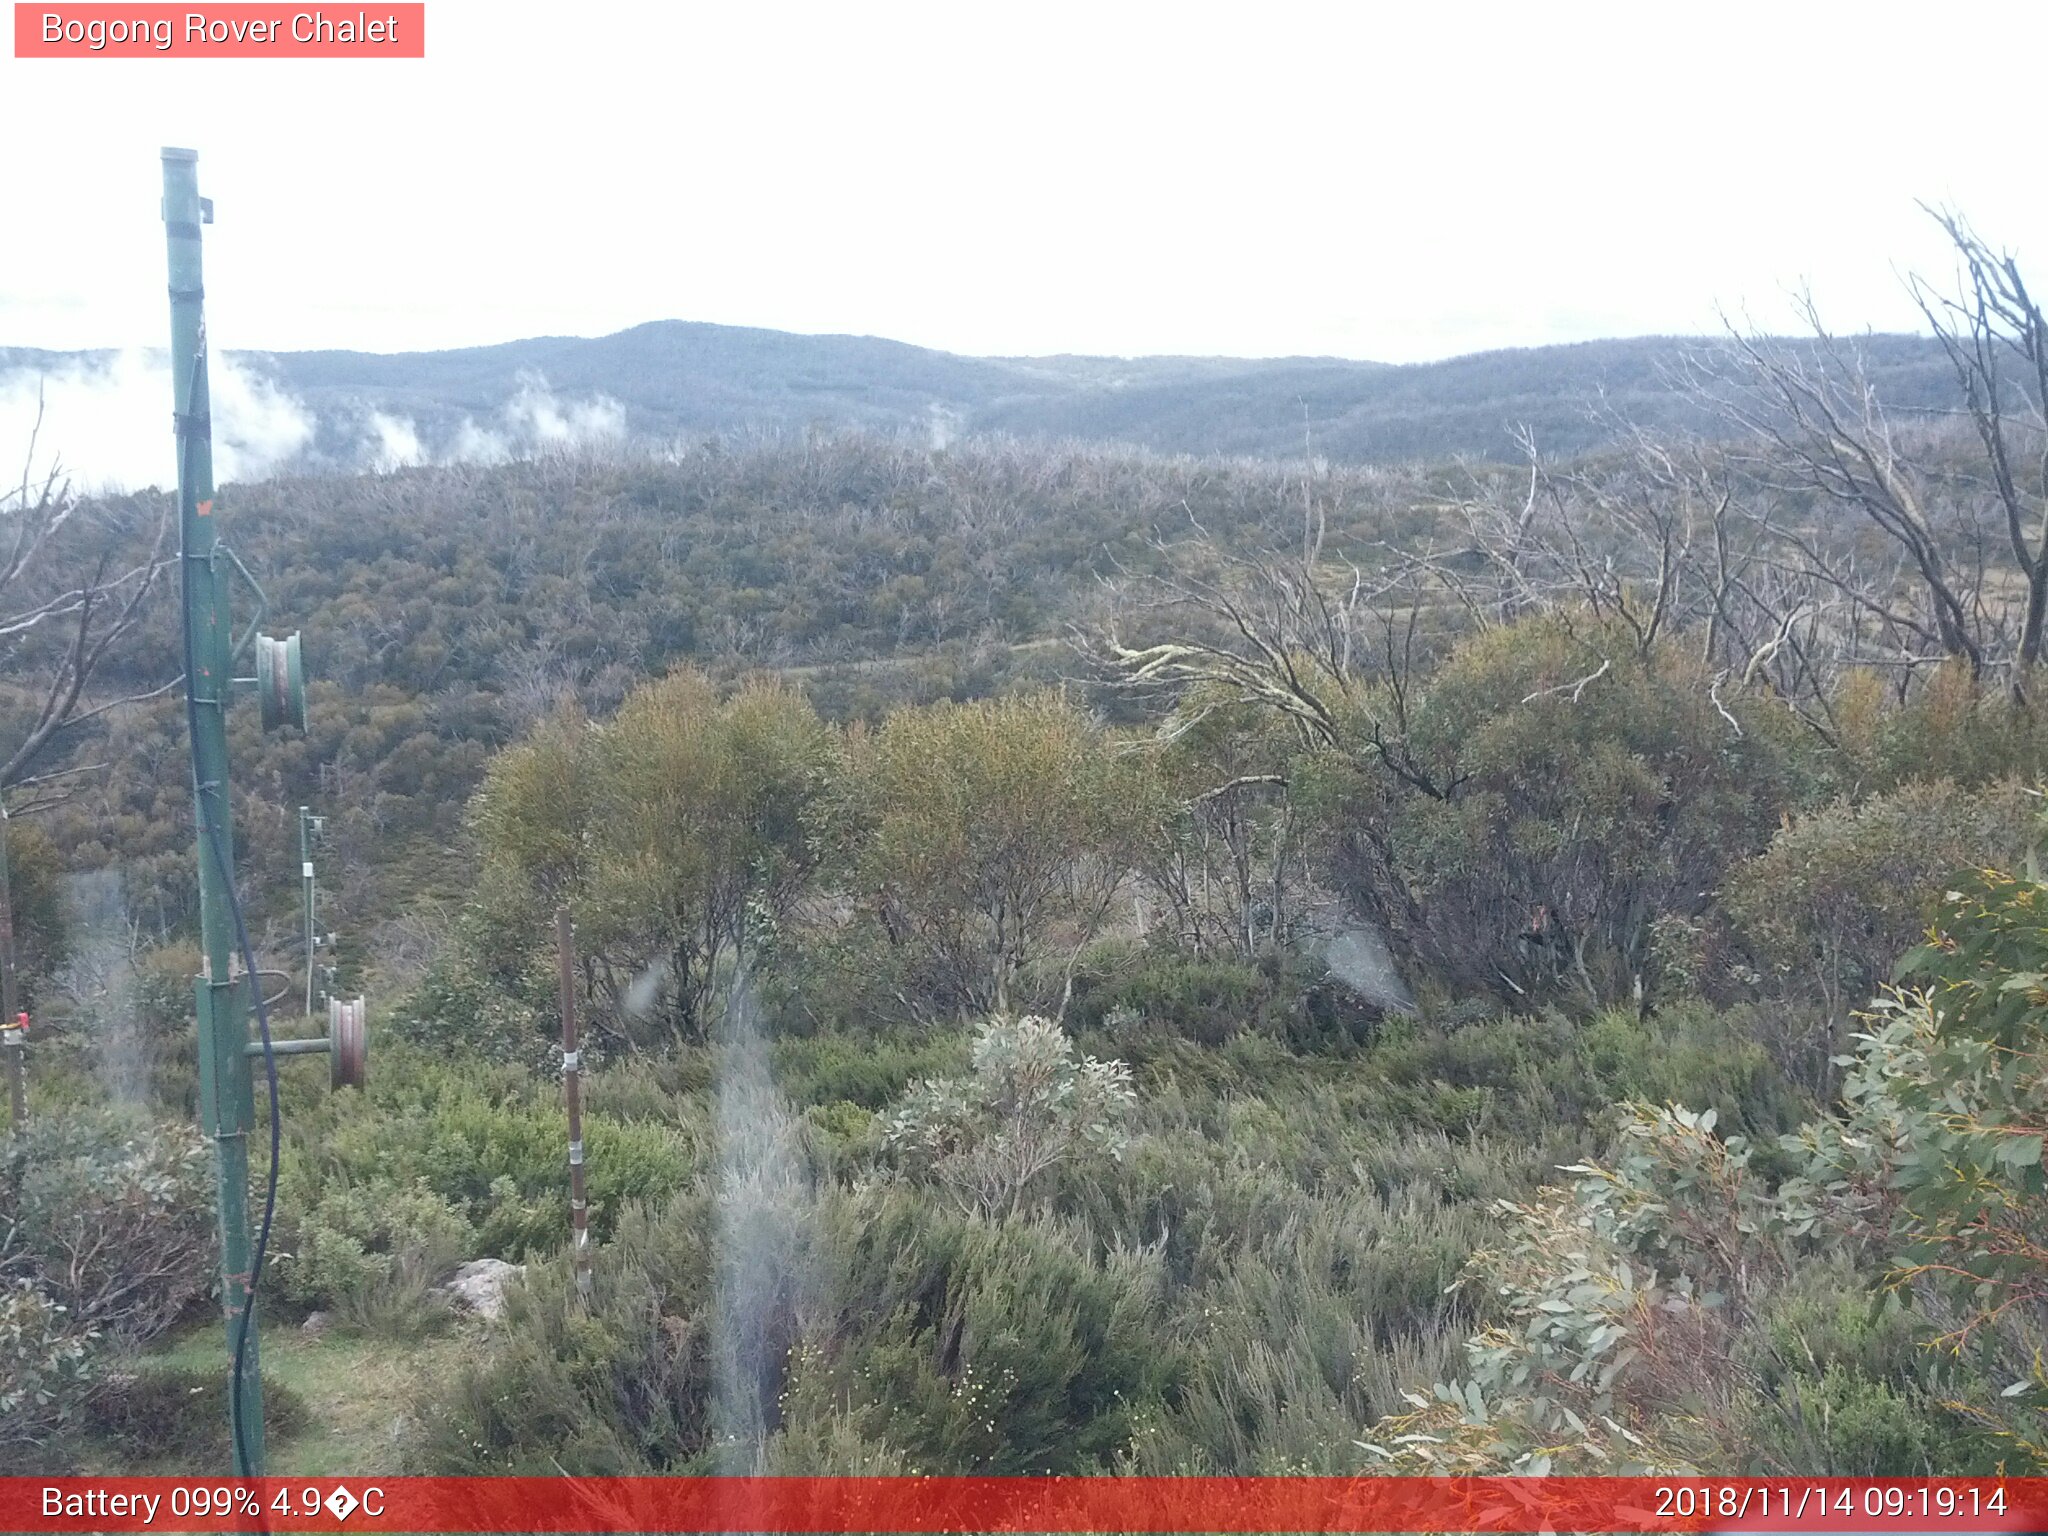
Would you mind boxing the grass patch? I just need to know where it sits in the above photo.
[86,1321,470,1475]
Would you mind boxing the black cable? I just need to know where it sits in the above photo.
[209,805,283,1483]
[178,345,282,1482]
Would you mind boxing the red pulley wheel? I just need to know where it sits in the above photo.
[328,995,367,1090]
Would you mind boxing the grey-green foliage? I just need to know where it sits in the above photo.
[884,1014,1135,1219]
[1368,1088,1997,1476]
[0,1111,215,1470]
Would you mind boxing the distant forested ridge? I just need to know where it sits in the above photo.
[0,324,1966,468]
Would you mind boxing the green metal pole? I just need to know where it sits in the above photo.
[163,146,265,1476]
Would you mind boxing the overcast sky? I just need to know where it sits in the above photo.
[4,1,2044,364]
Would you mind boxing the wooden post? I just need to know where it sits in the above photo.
[0,803,23,1131]
[300,807,316,1018]
[1,1030,20,1131]
[555,907,592,1305]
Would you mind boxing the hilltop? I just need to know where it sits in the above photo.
[2,322,1961,468]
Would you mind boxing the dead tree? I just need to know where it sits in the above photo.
[1427,424,1863,741]
[1909,206,2048,696]
[1098,477,1403,751]
[0,400,176,813]
[1091,476,1411,953]
[1701,296,1985,680]
[1680,206,2048,704]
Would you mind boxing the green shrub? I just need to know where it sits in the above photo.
[281,1046,694,1266]
[407,1191,719,1473]
[0,819,69,1010]
[0,1109,214,1344]
[119,943,206,1110]
[1336,1003,1805,1151]
[469,673,836,1047]
[1070,955,1270,1047]
[1724,778,2038,1015]
[757,1406,909,1474]
[1769,871,2048,1465]
[770,1032,964,1110]
[584,1052,714,1121]
[1303,614,1820,1010]
[1100,1154,1480,1474]
[388,916,558,1071]
[1745,1365,1975,1475]
[1838,662,2048,792]
[1732,1261,1993,1475]
[1365,1104,1781,1474]
[1364,963,2033,1478]
[0,1280,95,1467]
[274,1177,473,1334]
[1346,1130,1536,1208]
[414,1180,1172,1478]
[754,924,921,1037]
[46,938,207,1116]
[803,1101,878,1155]
[803,1191,1169,1474]
[844,690,1157,1020]
[1578,1002,1811,1141]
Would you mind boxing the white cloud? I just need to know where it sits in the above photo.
[0,349,313,495]
[0,355,627,491]
[363,408,426,471]
[438,372,624,467]
[503,371,624,448]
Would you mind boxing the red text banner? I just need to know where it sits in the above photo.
[14,4,424,57]
[4,1477,2048,1534]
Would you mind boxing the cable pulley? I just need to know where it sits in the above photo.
[255,632,306,732]
[328,996,368,1091]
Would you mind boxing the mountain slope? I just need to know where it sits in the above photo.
[3,322,1963,467]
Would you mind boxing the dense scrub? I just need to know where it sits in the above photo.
[34,438,1445,963]
[8,412,2048,1475]
[0,1110,218,1467]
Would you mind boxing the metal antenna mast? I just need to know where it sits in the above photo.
[162,145,273,1475]
[164,147,362,1478]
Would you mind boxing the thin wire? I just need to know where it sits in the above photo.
[178,344,282,1482]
